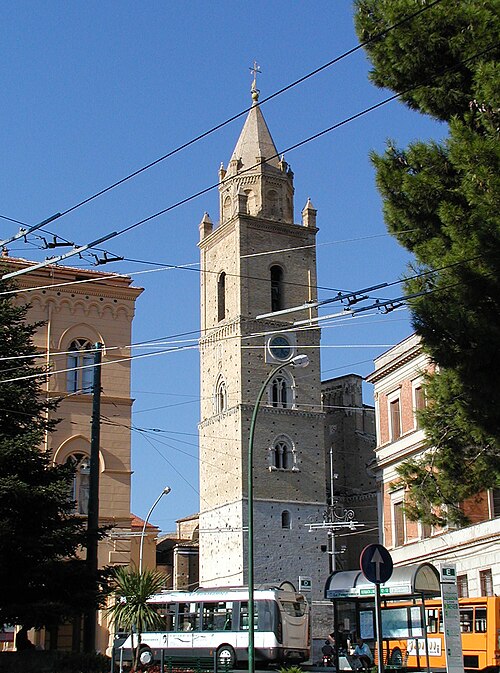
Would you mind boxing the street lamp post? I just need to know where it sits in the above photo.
[247,354,309,673]
[139,486,171,573]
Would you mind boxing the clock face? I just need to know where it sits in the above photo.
[269,335,292,361]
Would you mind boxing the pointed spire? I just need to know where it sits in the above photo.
[199,212,213,241]
[302,198,317,228]
[228,104,280,172]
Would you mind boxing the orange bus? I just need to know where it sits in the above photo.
[380,596,500,672]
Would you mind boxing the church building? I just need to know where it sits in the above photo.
[198,79,331,607]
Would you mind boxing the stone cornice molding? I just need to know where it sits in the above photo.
[200,320,240,346]
[25,291,136,320]
[240,403,324,419]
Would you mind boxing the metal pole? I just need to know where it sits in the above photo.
[247,356,309,673]
[84,342,103,653]
[139,486,171,573]
[374,583,385,673]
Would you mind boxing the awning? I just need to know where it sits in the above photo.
[324,562,440,599]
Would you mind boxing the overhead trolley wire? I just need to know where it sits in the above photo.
[0,0,446,235]
[3,37,497,284]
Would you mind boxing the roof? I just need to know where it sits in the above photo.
[130,514,159,532]
[229,103,280,171]
[324,562,440,600]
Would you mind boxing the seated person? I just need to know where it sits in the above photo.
[352,638,373,670]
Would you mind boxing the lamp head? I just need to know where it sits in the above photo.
[290,354,309,368]
[162,486,172,495]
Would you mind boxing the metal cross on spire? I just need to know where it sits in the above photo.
[249,61,261,102]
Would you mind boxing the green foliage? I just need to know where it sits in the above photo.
[278,666,303,673]
[0,274,108,629]
[354,1,500,522]
[106,566,167,670]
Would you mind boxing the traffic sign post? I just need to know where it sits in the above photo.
[360,544,394,673]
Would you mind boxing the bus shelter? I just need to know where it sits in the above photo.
[324,563,440,672]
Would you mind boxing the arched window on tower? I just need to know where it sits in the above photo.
[67,339,94,393]
[217,272,226,322]
[270,265,284,312]
[223,194,231,221]
[268,370,292,409]
[271,437,295,470]
[66,452,90,515]
[214,375,227,414]
[281,510,291,529]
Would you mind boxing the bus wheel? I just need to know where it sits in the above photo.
[138,645,154,667]
[217,644,236,669]
[389,648,403,666]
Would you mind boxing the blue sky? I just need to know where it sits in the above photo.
[1,1,447,532]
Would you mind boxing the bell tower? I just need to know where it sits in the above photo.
[198,79,327,597]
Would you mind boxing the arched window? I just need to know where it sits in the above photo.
[67,339,94,393]
[215,376,227,414]
[281,510,291,529]
[66,452,90,515]
[273,439,291,470]
[269,372,292,408]
[270,265,283,312]
[267,189,278,217]
[223,194,231,221]
[218,272,226,322]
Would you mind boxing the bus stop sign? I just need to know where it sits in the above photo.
[360,544,393,585]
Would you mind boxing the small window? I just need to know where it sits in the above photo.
[475,607,487,633]
[270,265,283,312]
[215,376,227,414]
[460,608,473,632]
[420,521,432,539]
[281,510,291,529]
[479,569,493,596]
[390,397,401,440]
[273,440,291,470]
[217,272,226,322]
[269,373,292,408]
[66,452,90,515]
[457,574,469,598]
[393,500,405,547]
[414,384,426,428]
[491,487,500,518]
[67,339,94,393]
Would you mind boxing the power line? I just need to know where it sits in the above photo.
[0,0,446,237]
[5,24,491,285]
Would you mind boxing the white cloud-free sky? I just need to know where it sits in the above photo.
[1,1,447,531]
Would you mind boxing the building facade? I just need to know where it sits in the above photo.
[367,333,500,596]
[2,255,143,651]
[197,89,329,608]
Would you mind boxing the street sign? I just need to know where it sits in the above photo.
[298,576,312,592]
[360,543,393,585]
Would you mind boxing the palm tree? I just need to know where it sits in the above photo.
[107,566,166,671]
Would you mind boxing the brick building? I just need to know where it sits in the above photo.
[367,333,500,597]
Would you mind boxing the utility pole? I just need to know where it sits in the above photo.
[83,342,103,653]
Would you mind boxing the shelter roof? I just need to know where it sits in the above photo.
[324,563,440,600]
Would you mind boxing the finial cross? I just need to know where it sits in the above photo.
[249,61,261,101]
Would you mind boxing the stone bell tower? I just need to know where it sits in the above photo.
[197,76,328,600]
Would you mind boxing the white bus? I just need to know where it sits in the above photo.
[118,585,310,668]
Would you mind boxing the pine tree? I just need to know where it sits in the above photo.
[354,0,500,524]
[0,275,106,632]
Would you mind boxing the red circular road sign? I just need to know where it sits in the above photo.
[360,544,393,584]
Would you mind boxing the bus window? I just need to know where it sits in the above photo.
[202,602,233,631]
[152,603,176,632]
[178,603,200,632]
[426,608,439,634]
[460,608,474,633]
[474,607,487,633]
[240,602,259,631]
